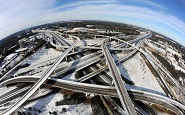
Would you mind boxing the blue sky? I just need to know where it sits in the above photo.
[0,0,185,46]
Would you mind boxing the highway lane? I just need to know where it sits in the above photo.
[76,66,108,82]
[145,54,176,98]
[132,38,176,98]
[15,50,103,77]
[15,48,135,83]
[101,38,137,115]
[55,45,134,51]
[0,86,30,106]
[51,33,72,46]
[0,62,20,82]
[49,37,62,50]
[145,49,185,96]
[0,87,28,100]
[52,31,72,46]
[0,76,184,114]
[112,33,175,97]
[112,35,185,97]
[36,30,72,46]
[42,30,134,51]
[113,33,152,48]
[132,101,158,115]
[38,43,136,80]
[33,31,137,82]
[76,49,137,83]
[1,30,184,114]
[87,64,113,85]
[15,49,89,76]
[105,96,127,115]
[52,53,102,78]
[1,33,80,115]
[50,50,102,72]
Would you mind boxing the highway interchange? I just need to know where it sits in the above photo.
[0,30,185,115]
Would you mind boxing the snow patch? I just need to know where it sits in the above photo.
[123,53,165,94]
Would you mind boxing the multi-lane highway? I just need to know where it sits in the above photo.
[76,49,137,82]
[101,38,137,115]
[1,30,185,114]
[112,35,185,98]
[1,32,80,115]
[0,76,184,114]
[53,45,134,51]
[112,33,152,48]
[0,86,31,106]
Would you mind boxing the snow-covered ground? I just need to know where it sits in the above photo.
[1,37,174,114]
[145,41,166,55]
[16,48,61,76]
[1,46,92,115]
[26,48,61,66]
[146,40,185,74]
[21,92,92,115]
[145,41,185,74]
[123,53,165,94]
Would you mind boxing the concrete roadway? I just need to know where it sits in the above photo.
[0,76,184,115]
[2,30,184,114]
[56,45,134,51]
[101,38,137,115]
[112,33,152,48]
[0,86,31,106]
[1,33,80,115]
[51,32,72,46]
[76,49,137,83]
[112,35,185,97]
[44,29,134,51]
[51,51,102,78]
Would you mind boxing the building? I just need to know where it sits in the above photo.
[73,27,88,32]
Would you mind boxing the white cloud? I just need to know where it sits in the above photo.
[54,0,118,10]
[0,0,185,45]
[0,0,56,39]
[132,0,167,10]
[48,3,185,37]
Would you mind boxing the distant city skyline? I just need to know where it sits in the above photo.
[0,0,185,46]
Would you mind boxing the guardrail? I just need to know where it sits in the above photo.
[101,38,137,115]
[1,32,80,115]
[1,76,184,114]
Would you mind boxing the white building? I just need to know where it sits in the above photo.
[73,27,88,32]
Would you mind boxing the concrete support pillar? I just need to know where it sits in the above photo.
[72,48,74,52]
[94,35,96,44]
[111,80,114,85]
[106,61,108,66]
[39,88,43,93]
